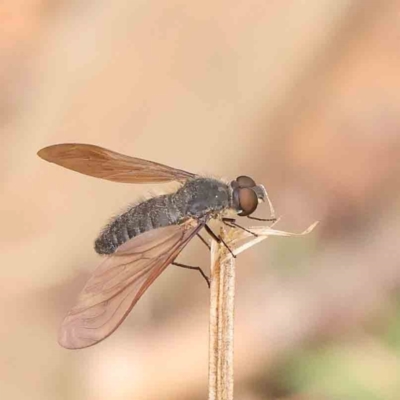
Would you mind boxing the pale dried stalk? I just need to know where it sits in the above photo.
[208,221,318,400]
[209,228,235,400]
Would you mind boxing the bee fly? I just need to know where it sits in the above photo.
[38,143,275,349]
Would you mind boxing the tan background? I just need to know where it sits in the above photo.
[1,1,400,399]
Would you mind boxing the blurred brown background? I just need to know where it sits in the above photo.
[1,1,400,399]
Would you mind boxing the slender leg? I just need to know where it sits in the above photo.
[204,224,236,258]
[247,216,277,222]
[197,232,211,250]
[222,218,258,237]
[172,262,210,288]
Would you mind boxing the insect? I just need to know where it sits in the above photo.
[38,143,275,349]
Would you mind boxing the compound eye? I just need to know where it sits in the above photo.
[232,188,240,209]
[236,175,256,188]
[238,188,258,216]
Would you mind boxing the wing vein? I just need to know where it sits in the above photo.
[58,221,203,349]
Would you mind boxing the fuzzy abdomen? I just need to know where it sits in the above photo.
[94,194,183,254]
[94,177,232,254]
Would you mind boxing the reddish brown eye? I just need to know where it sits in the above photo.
[236,176,256,188]
[238,188,258,216]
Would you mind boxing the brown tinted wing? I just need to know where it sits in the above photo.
[59,220,203,349]
[38,143,195,183]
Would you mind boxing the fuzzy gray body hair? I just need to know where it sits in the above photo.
[94,177,232,254]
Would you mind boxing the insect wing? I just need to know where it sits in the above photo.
[58,220,202,349]
[38,143,195,183]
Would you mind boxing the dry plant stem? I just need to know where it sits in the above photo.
[209,229,235,400]
[208,220,318,400]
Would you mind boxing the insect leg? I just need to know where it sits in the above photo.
[247,216,277,222]
[222,218,257,237]
[197,232,211,250]
[172,262,210,288]
[204,224,236,258]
